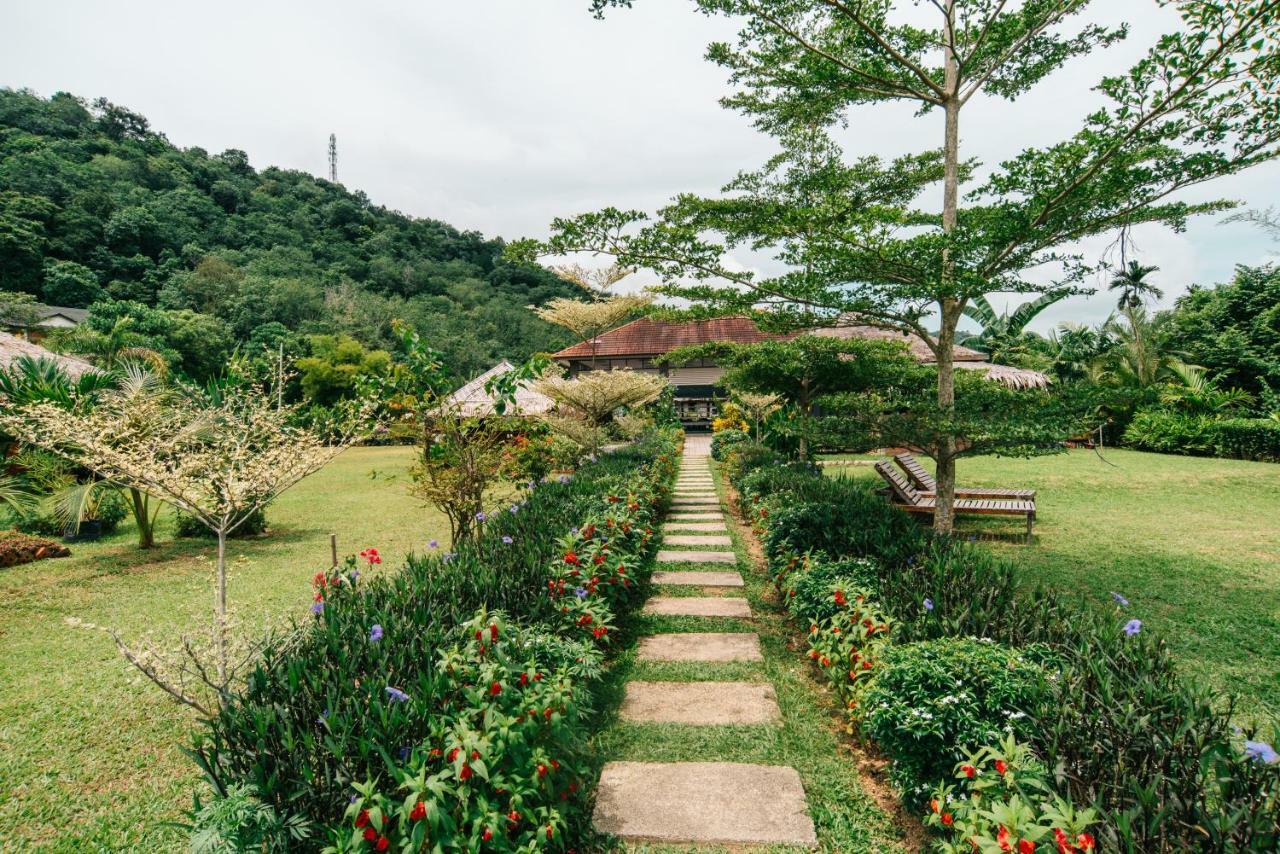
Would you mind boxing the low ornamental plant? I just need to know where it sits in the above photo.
[924,735,1098,854]
[327,610,588,852]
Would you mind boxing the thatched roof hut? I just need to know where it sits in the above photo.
[0,332,97,378]
[447,361,554,417]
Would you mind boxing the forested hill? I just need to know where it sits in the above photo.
[0,88,578,381]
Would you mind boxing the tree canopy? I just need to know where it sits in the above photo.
[0,88,579,385]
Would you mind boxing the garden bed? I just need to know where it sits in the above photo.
[721,442,1280,852]
[0,530,70,567]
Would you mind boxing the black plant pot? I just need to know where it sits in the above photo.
[66,519,102,543]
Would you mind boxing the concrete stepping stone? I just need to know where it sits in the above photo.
[644,596,750,617]
[651,570,744,588]
[667,512,725,522]
[671,501,720,510]
[593,761,816,847]
[662,521,727,532]
[636,632,762,662]
[656,549,735,564]
[620,681,780,725]
[664,534,732,547]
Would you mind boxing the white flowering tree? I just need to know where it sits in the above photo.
[0,381,373,714]
[535,369,668,454]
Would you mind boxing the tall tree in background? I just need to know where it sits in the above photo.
[522,0,1280,533]
[1108,261,1164,311]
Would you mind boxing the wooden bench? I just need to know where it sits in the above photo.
[893,453,1036,500]
[875,461,1036,544]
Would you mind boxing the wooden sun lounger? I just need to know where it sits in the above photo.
[875,461,1036,544]
[893,453,1036,501]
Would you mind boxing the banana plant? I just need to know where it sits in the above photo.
[960,289,1072,363]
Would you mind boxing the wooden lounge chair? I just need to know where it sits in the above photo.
[893,453,1036,500]
[875,461,1036,543]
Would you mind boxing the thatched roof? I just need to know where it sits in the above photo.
[447,361,554,416]
[0,332,97,378]
[956,361,1051,389]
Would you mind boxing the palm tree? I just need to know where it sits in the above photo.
[1108,261,1164,311]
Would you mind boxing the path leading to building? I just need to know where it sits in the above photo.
[592,434,819,849]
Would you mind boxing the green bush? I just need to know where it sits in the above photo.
[720,440,784,486]
[709,428,750,461]
[859,638,1047,805]
[761,485,925,573]
[1123,408,1219,455]
[780,555,879,623]
[176,506,268,539]
[193,432,677,843]
[1213,417,1280,462]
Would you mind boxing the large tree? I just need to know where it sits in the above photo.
[519,0,1280,532]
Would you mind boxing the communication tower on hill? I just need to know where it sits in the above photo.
[328,133,338,183]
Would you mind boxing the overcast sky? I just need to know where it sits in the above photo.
[4,0,1278,332]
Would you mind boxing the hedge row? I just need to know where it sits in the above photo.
[191,430,678,851]
[724,444,1280,852]
[1124,408,1280,462]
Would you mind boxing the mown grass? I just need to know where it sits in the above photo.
[825,448,1280,723]
[585,465,909,853]
[0,446,445,851]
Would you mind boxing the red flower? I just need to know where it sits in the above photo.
[519,672,529,687]
[460,764,473,780]
[410,801,427,821]
[1076,833,1094,851]
[941,812,953,826]
[833,589,847,606]
[563,551,580,566]
[537,763,548,777]
[482,828,493,841]
[820,656,831,667]
[546,825,554,839]
[363,827,377,841]
[551,759,560,769]
[471,750,480,760]
[312,571,327,588]
[490,681,502,695]
[593,626,607,639]
[360,547,381,565]
[490,623,499,641]
[429,747,442,758]
[961,764,977,778]
[448,747,460,762]
[997,825,1012,852]
[995,759,1008,774]
[355,809,370,828]
[533,672,543,681]
[1018,841,1036,854]
[929,799,940,814]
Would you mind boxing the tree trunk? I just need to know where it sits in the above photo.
[215,527,228,688]
[130,487,154,549]
[935,0,961,535]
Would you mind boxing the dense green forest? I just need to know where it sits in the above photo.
[0,88,577,383]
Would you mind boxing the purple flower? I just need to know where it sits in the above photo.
[558,474,571,484]
[502,535,513,544]
[428,539,439,549]
[475,511,487,522]
[1244,740,1279,764]
[398,744,411,760]
[574,587,588,598]
[348,570,359,583]
[349,794,358,804]
[1123,619,1142,636]
[385,686,410,703]
[1111,591,1130,607]
[923,598,934,612]
[444,552,456,563]
[310,601,324,615]
[369,624,383,642]
[509,504,519,514]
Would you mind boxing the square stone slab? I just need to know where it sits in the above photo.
[651,570,744,588]
[671,501,720,510]
[657,549,736,564]
[593,761,816,847]
[637,632,762,662]
[667,512,724,522]
[621,681,780,725]
[662,521,728,532]
[664,534,732,547]
[644,596,751,617]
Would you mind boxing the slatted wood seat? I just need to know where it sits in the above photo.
[893,453,1036,500]
[875,461,1036,543]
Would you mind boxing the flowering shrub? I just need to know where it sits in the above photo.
[924,735,1097,854]
[710,427,749,459]
[194,431,677,843]
[858,638,1047,806]
[327,610,590,852]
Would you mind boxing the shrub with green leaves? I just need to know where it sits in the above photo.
[709,427,750,460]
[1213,417,1280,462]
[857,638,1048,806]
[1123,407,1220,455]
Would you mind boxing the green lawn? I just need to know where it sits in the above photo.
[826,449,1280,723]
[0,446,445,852]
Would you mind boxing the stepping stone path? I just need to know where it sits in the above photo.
[593,434,818,848]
